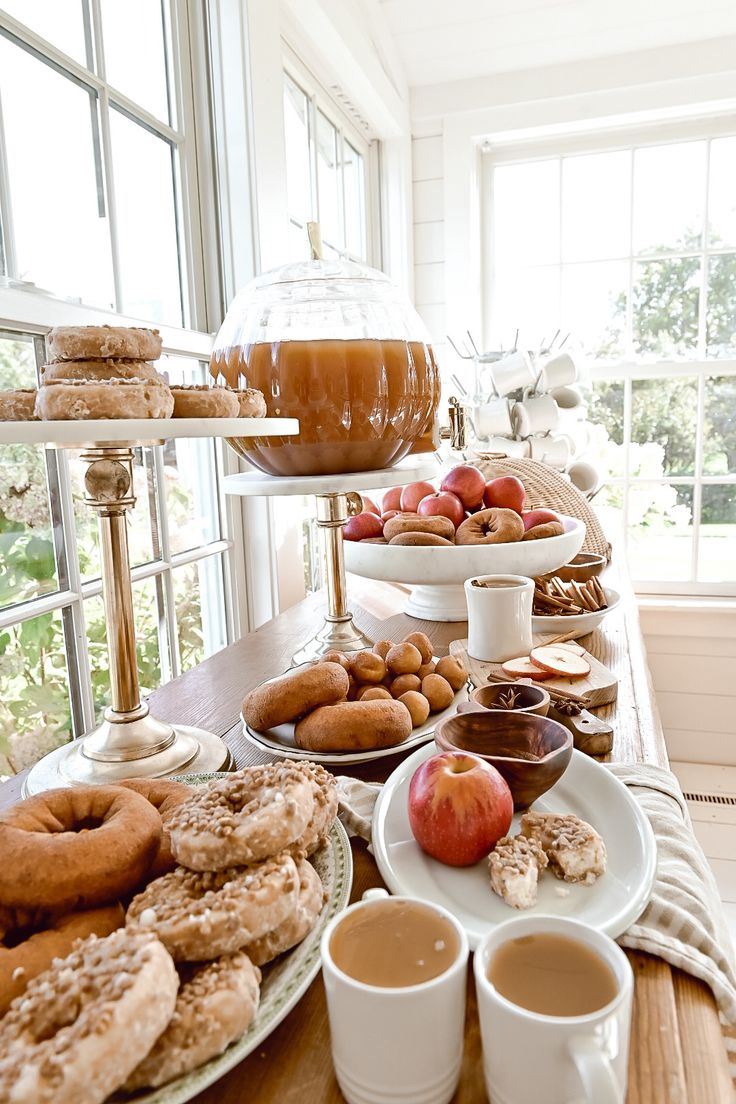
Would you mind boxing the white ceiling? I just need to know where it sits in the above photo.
[379,0,736,86]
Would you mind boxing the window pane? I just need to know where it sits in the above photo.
[164,438,221,555]
[316,110,341,249]
[493,264,560,352]
[560,261,627,358]
[699,485,736,583]
[344,141,366,258]
[283,75,311,224]
[631,378,697,476]
[562,150,630,262]
[99,0,169,121]
[633,141,706,255]
[493,160,559,268]
[109,108,182,324]
[706,254,736,358]
[703,376,736,476]
[588,379,625,447]
[173,556,227,673]
[0,609,71,775]
[632,257,700,357]
[708,137,736,249]
[627,484,693,581]
[288,219,308,262]
[0,37,115,307]
[1,1,88,65]
[85,576,165,720]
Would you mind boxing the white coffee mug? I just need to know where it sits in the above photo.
[464,574,534,662]
[321,890,469,1104]
[489,351,536,397]
[473,397,513,438]
[550,384,584,410]
[484,436,531,458]
[512,394,561,437]
[541,351,578,390]
[569,460,601,497]
[474,915,633,1104]
[528,435,571,469]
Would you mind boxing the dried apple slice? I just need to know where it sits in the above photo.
[556,641,586,657]
[501,656,554,680]
[530,645,590,678]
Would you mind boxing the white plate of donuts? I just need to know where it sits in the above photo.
[240,635,469,765]
[0,764,353,1104]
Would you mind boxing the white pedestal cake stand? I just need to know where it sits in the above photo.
[0,417,298,794]
[223,454,440,665]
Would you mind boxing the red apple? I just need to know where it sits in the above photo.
[344,513,384,541]
[361,496,381,516]
[521,508,561,532]
[400,481,437,512]
[382,486,403,513]
[440,464,485,509]
[408,751,513,867]
[483,476,526,515]
[418,491,465,530]
[381,509,399,523]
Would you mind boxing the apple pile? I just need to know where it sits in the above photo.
[343,465,565,546]
[408,751,513,866]
[501,643,591,682]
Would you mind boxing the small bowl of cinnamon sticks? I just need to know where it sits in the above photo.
[531,576,620,639]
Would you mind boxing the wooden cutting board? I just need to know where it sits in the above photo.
[450,636,618,707]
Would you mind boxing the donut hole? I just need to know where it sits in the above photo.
[33,1002,79,1042]
[70,816,105,833]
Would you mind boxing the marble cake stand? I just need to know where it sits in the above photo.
[0,417,298,794]
[223,454,440,665]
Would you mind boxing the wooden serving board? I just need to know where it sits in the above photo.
[450,636,618,708]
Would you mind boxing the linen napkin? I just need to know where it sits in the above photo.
[336,763,736,1081]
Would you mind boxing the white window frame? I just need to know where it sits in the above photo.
[481,114,736,599]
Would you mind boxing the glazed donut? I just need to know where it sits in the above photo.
[455,508,525,545]
[35,378,174,420]
[403,631,433,665]
[349,651,386,684]
[0,787,162,913]
[124,951,261,1091]
[40,358,160,384]
[0,929,178,1104]
[46,324,162,363]
[286,762,338,857]
[126,853,300,961]
[0,904,124,1016]
[235,388,267,417]
[243,858,324,967]
[0,390,37,421]
[388,532,455,546]
[167,763,315,870]
[383,514,456,542]
[242,661,348,731]
[171,384,240,418]
[523,521,565,540]
[116,778,192,878]
[294,699,412,752]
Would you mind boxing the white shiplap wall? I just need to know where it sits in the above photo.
[412,123,446,354]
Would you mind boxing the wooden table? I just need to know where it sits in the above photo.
[2,574,731,1102]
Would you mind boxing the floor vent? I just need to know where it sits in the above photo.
[683,791,736,806]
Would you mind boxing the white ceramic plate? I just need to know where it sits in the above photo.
[130,771,353,1104]
[531,587,620,639]
[241,660,468,765]
[372,744,656,949]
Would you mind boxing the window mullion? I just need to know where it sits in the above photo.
[625,149,635,358]
[698,138,711,359]
[309,95,319,223]
[691,371,706,583]
[0,86,17,278]
[153,445,179,680]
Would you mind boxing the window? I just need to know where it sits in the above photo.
[0,4,238,775]
[483,121,736,596]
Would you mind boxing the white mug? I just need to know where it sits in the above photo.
[484,436,531,458]
[489,351,536,397]
[528,434,571,469]
[474,915,633,1104]
[541,352,578,390]
[512,394,561,437]
[472,397,513,438]
[321,890,469,1104]
[464,574,534,662]
[568,460,601,497]
[550,384,584,410]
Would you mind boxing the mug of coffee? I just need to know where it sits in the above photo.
[321,890,469,1104]
[511,394,560,437]
[464,574,534,662]
[474,915,633,1104]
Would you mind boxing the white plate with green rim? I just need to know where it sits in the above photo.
[125,771,353,1104]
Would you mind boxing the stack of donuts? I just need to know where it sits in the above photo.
[0,762,336,1103]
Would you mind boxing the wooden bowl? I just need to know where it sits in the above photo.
[434,711,572,809]
[550,552,606,582]
[468,682,550,717]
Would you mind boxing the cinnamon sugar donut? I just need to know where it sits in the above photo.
[126,853,300,961]
[455,507,525,545]
[171,384,239,418]
[116,778,191,879]
[235,388,267,417]
[35,378,174,420]
[0,929,178,1104]
[244,858,324,967]
[286,763,338,857]
[46,324,162,362]
[0,904,124,1016]
[0,786,162,912]
[168,764,315,871]
[124,951,261,1091]
[522,521,565,540]
[40,358,160,383]
[0,390,37,421]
